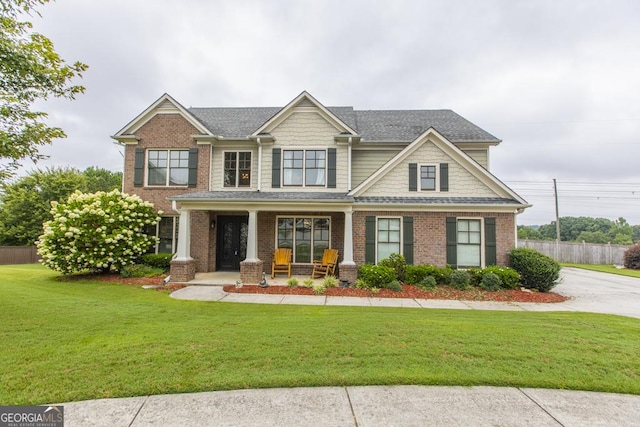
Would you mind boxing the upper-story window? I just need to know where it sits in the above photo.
[420,165,437,191]
[283,149,326,186]
[147,149,189,186]
[224,151,251,187]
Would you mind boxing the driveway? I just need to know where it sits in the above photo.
[555,267,640,319]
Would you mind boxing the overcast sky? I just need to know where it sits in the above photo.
[20,0,640,225]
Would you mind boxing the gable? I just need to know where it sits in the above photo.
[270,111,342,146]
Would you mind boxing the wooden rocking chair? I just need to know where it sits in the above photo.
[271,248,292,278]
[311,248,339,278]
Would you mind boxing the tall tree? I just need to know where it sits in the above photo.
[0,167,121,245]
[0,0,88,180]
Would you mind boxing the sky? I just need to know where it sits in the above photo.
[16,0,640,226]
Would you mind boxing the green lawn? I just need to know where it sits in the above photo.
[1,264,640,405]
[562,263,640,278]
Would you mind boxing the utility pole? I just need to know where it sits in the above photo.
[553,178,560,260]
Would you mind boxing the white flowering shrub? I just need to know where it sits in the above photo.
[36,190,162,274]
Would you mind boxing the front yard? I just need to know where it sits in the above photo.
[1,264,639,405]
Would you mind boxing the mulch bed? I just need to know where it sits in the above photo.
[223,283,569,303]
[57,273,187,292]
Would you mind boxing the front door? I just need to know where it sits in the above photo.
[217,216,248,271]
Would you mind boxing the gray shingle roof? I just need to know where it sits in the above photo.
[187,105,498,143]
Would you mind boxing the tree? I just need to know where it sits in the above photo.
[37,190,161,274]
[0,167,122,245]
[517,225,543,240]
[0,0,88,180]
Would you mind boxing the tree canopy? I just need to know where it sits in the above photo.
[0,0,88,180]
[519,216,639,245]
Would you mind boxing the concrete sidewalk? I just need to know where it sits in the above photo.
[59,385,640,426]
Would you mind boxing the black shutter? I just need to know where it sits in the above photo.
[134,148,145,187]
[188,148,199,187]
[409,163,418,191]
[365,216,376,264]
[440,163,449,192]
[485,217,497,266]
[327,148,336,188]
[446,217,457,268]
[272,148,281,188]
[403,216,414,265]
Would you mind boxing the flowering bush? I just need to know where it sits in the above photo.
[37,190,162,274]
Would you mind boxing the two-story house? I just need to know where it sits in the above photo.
[113,91,529,283]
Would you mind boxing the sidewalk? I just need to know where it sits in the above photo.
[59,385,640,426]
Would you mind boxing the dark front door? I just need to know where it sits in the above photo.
[217,216,248,271]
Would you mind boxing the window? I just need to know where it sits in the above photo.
[224,151,251,187]
[283,149,326,186]
[457,219,481,268]
[377,218,401,263]
[147,150,189,186]
[145,217,179,254]
[277,217,330,263]
[420,165,437,191]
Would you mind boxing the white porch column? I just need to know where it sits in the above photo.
[245,209,260,262]
[174,209,192,261]
[342,209,355,265]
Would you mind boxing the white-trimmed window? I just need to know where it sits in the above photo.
[283,149,326,186]
[457,218,482,268]
[145,217,179,254]
[377,217,402,263]
[147,149,189,186]
[420,164,438,191]
[224,151,252,187]
[277,216,330,263]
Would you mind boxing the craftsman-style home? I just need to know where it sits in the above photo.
[112,91,529,283]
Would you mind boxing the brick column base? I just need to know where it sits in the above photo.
[240,260,264,284]
[339,262,358,285]
[170,259,196,283]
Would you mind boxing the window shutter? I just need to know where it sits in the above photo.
[403,216,414,265]
[485,217,497,266]
[188,148,199,187]
[327,148,337,188]
[365,216,376,264]
[409,163,417,191]
[440,163,449,192]
[272,148,281,188]
[446,217,457,268]
[134,148,145,187]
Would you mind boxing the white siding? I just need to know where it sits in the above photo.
[463,149,488,169]
[351,149,400,188]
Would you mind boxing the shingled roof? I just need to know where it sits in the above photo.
[188,106,499,143]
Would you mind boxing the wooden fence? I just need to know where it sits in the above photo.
[0,246,40,265]
[517,239,629,265]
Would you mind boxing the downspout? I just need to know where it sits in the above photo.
[347,136,352,191]
[256,137,262,192]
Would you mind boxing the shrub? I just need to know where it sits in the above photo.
[405,264,450,285]
[302,278,314,288]
[354,279,370,289]
[322,276,338,288]
[378,253,407,282]
[482,266,521,289]
[450,270,471,290]
[467,268,483,286]
[479,272,502,291]
[358,264,396,288]
[312,283,326,294]
[120,264,164,278]
[37,190,161,274]
[509,247,561,292]
[417,275,437,290]
[140,253,173,270]
[384,280,403,292]
[623,244,640,270]
[286,277,299,287]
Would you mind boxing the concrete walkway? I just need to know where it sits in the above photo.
[59,385,640,426]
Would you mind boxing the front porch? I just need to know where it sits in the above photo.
[187,271,340,287]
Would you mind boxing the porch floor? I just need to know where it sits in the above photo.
[188,271,329,286]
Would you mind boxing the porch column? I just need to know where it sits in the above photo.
[340,209,357,284]
[175,209,192,261]
[240,209,263,284]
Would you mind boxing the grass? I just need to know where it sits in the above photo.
[1,264,640,405]
[562,263,640,278]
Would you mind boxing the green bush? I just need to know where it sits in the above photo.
[302,278,314,288]
[140,253,173,270]
[322,276,338,288]
[358,264,396,288]
[378,253,407,282]
[509,247,561,292]
[479,272,502,291]
[405,264,450,285]
[286,277,299,287]
[120,264,164,278]
[467,268,483,286]
[482,266,521,289]
[450,270,471,290]
[385,280,403,292]
[623,244,640,270]
[417,275,437,290]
